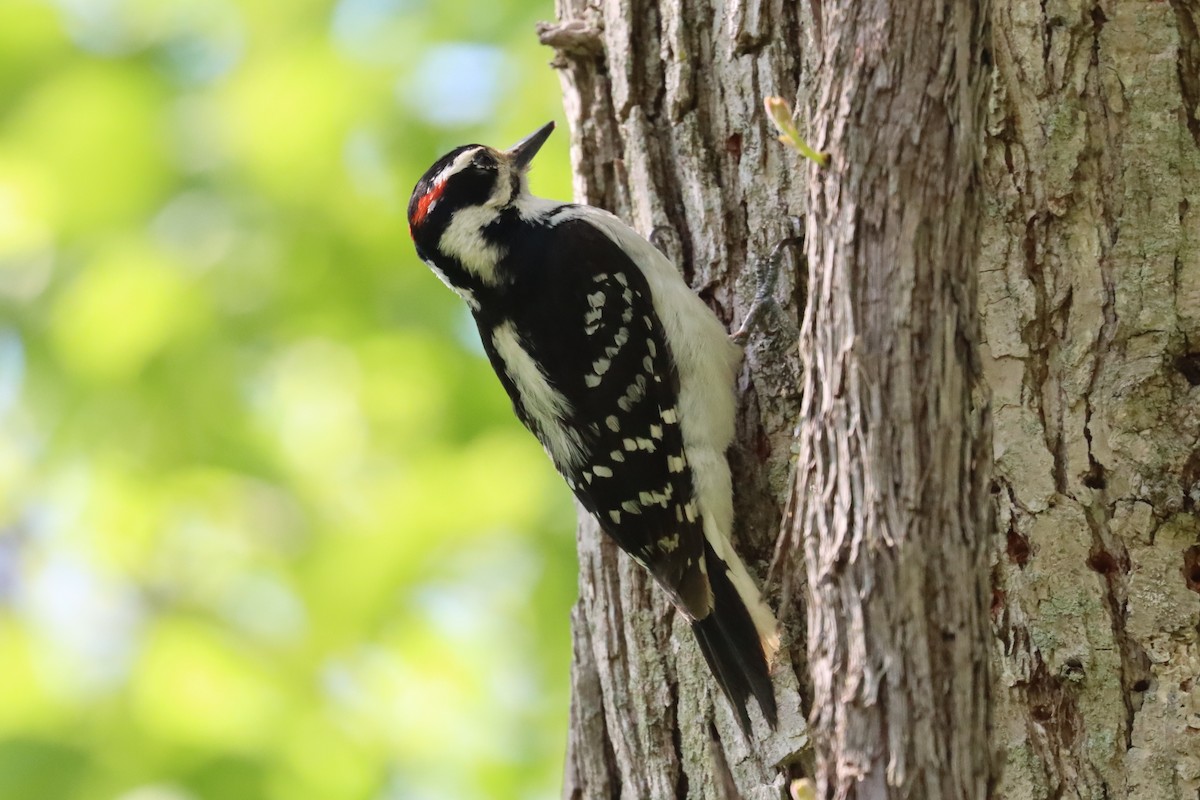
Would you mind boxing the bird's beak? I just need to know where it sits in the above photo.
[507,121,555,171]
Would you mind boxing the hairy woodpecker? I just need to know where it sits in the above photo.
[407,121,779,731]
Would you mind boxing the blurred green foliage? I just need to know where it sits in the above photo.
[0,0,578,798]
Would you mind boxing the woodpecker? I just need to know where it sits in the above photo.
[407,121,779,731]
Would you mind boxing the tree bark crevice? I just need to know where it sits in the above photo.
[984,2,1200,797]
[795,2,995,796]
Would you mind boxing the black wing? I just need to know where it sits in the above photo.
[485,216,711,617]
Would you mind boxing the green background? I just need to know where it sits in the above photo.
[0,0,578,797]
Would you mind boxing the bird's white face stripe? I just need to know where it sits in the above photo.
[423,145,516,221]
[440,206,506,283]
[430,147,521,283]
[433,147,483,189]
[412,147,485,228]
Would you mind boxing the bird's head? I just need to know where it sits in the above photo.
[407,121,555,247]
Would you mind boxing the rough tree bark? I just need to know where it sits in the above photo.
[538,0,1200,798]
[787,0,995,798]
[982,3,1200,798]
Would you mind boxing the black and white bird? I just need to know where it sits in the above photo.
[407,121,779,731]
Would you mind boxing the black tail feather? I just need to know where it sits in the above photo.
[689,546,777,733]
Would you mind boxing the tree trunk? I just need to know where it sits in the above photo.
[982,2,1200,798]
[539,0,1200,797]
[788,0,995,797]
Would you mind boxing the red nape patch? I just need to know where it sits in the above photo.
[411,180,447,234]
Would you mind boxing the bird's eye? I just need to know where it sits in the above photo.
[473,152,497,169]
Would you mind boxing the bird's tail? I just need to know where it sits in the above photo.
[690,540,779,733]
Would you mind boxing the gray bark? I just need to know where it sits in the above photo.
[540,0,1200,798]
[787,1,995,798]
[983,2,1200,798]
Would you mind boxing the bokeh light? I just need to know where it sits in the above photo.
[0,0,577,798]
